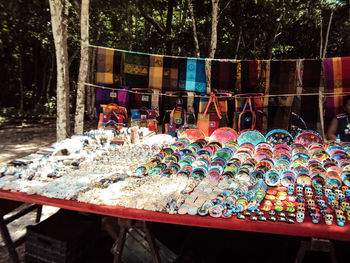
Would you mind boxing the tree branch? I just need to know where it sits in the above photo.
[138,3,166,35]
[218,0,232,20]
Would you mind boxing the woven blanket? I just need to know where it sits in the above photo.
[211,59,237,92]
[178,58,206,93]
[324,57,350,126]
[124,51,149,89]
[162,56,179,92]
[267,60,297,130]
[95,48,123,84]
[148,54,164,91]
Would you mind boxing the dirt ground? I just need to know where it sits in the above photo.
[0,118,95,262]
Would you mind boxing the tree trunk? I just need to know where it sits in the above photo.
[49,0,70,141]
[319,16,323,58]
[322,10,333,58]
[165,0,174,54]
[127,0,133,51]
[234,30,242,60]
[74,0,89,134]
[18,51,24,114]
[46,50,55,106]
[208,0,219,58]
[186,0,200,57]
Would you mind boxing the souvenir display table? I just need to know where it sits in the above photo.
[1,128,350,262]
[0,189,350,242]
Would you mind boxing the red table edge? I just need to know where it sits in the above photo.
[0,189,349,242]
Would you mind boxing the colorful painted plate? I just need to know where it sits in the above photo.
[237,130,266,147]
[266,129,293,146]
[209,127,239,145]
[180,129,206,143]
[294,130,324,147]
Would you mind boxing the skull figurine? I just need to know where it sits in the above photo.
[297,203,305,213]
[315,188,323,196]
[305,191,313,200]
[287,185,294,195]
[331,200,339,210]
[305,187,312,194]
[325,214,333,225]
[317,199,326,208]
[311,213,321,224]
[307,199,315,207]
[347,211,350,221]
[296,212,305,223]
[296,186,303,195]
[337,215,346,226]
[341,186,349,193]
[338,194,346,202]
[344,189,350,198]
[308,207,317,215]
[335,189,342,199]
[341,201,349,210]
[335,209,344,217]
[328,193,336,205]
[325,188,332,197]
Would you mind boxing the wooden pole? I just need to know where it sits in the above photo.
[319,90,326,140]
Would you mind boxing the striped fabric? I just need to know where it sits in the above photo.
[95,48,123,84]
[323,57,350,126]
[148,55,164,91]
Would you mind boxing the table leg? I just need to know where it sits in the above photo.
[113,225,128,263]
[295,238,337,263]
[143,221,161,263]
[0,218,19,263]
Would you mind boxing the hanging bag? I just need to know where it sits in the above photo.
[98,103,128,130]
[197,92,227,136]
[234,93,264,131]
[237,97,256,132]
[164,106,187,137]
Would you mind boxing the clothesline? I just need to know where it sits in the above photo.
[87,43,314,62]
[81,82,350,99]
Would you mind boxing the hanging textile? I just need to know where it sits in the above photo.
[148,54,164,91]
[240,60,269,94]
[299,59,322,130]
[178,58,207,93]
[323,57,350,127]
[123,51,149,89]
[267,60,297,130]
[162,56,179,91]
[96,48,123,84]
[210,59,237,92]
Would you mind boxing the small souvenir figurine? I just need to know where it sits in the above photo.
[347,211,350,221]
[335,189,342,199]
[296,212,305,223]
[311,213,321,224]
[324,188,332,197]
[331,200,339,210]
[287,185,294,195]
[337,215,346,226]
[325,214,333,225]
[297,203,305,213]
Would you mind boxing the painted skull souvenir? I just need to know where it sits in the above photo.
[331,200,339,210]
[288,185,294,195]
[297,204,305,213]
[317,199,326,208]
[307,199,315,207]
[309,207,317,215]
[337,215,346,226]
[341,201,349,211]
[347,211,350,221]
[338,194,346,202]
[305,187,312,194]
[345,189,350,198]
[296,212,305,223]
[335,209,344,217]
[335,189,342,198]
[311,213,321,224]
[315,188,323,196]
[296,186,303,195]
[325,214,333,225]
[325,188,332,197]
[342,186,349,193]
[305,191,313,200]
